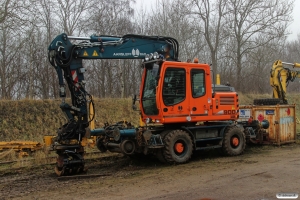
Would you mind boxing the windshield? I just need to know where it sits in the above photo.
[141,63,160,115]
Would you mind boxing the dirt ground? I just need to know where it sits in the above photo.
[0,143,300,200]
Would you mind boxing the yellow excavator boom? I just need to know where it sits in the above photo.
[270,60,300,104]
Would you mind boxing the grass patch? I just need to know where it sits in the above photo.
[0,94,299,149]
[0,98,140,142]
[1,95,300,141]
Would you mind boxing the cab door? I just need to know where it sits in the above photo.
[160,66,190,123]
[188,68,210,120]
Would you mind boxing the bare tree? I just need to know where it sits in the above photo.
[0,0,297,100]
[84,0,135,35]
[191,0,228,78]
[83,0,137,98]
[32,0,59,99]
[56,0,92,35]
[0,0,35,99]
[278,35,300,93]
[225,0,293,91]
[0,0,13,23]
[145,0,206,62]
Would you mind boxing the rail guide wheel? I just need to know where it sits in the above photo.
[54,145,87,176]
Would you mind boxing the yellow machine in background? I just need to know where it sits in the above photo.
[253,60,300,105]
[254,60,300,143]
[269,60,300,104]
[0,141,42,157]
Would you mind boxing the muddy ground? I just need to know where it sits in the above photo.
[0,143,300,200]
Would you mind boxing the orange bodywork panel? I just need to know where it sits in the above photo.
[139,61,239,124]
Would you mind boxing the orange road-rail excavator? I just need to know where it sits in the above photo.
[47,33,269,176]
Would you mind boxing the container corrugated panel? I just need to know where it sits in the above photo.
[239,104,296,145]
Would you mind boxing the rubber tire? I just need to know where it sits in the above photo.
[156,130,171,163]
[253,98,281,105]
[163,129,193,164]
[221,126,246,156]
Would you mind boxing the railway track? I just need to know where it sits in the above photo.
[57,173,111,181]
[0,151,118,169]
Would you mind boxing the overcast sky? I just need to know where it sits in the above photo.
[134,0,300,40]
[290,0,300,40]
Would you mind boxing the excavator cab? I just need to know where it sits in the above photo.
[139,59,238,125]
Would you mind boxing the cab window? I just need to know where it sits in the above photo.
[191,69,205,98]
[162,68,185,106]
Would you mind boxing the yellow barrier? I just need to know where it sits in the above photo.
[0,141,43,156]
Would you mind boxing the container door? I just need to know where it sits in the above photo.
[279,106,296,144]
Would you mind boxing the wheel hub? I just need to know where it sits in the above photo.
[174,142,184,154]
[231,137,239,147]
